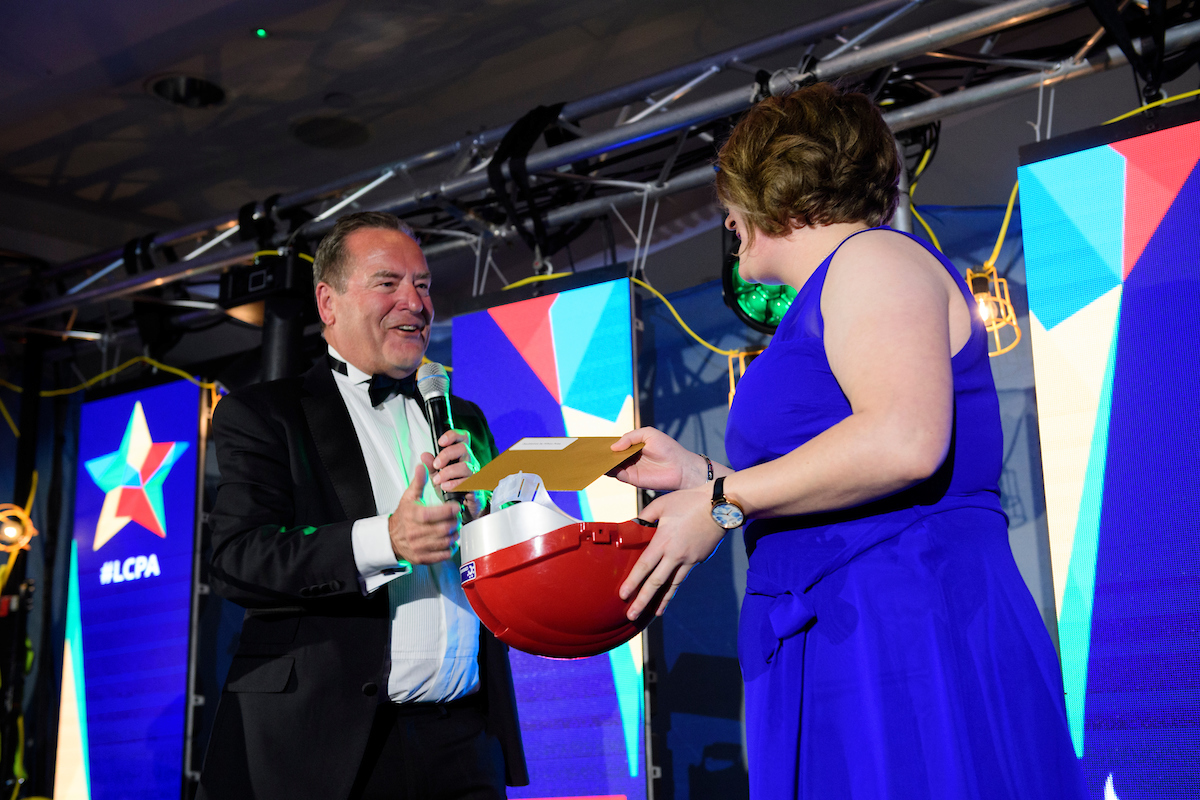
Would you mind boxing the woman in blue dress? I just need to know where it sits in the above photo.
[611,83,1085,799]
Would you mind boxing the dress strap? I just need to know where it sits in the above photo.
[881,226,979,312]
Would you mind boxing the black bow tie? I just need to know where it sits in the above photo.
[328,355,421,407]
[367,373,420,407]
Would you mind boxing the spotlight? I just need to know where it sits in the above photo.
[966,264,1021,357]
[0,504,36,553]
[721,257,796,334]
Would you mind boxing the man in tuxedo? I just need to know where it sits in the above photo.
[199,211,527,800]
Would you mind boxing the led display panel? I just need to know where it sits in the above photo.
[55,380,201,800]
[1018,107,1200,798]
[453,276,647,800]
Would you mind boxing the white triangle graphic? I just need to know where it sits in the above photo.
[1028,285,1122,614]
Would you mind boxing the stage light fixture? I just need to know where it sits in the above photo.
[0,504,36,553]
[219,252,312,311]
[728,347,765,407]
[966,264,1021,357]
[721,257,796,334]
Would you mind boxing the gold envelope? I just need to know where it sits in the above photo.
[456,437,644,492]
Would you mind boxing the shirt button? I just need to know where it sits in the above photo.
[362,682,378,697]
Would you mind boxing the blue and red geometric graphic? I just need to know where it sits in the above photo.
[1020,116,1200,798]
[454,278,645,800]
[85,400,188,550]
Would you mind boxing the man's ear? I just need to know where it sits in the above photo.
[315,282,336,327]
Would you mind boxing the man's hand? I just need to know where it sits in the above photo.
[388,464,461,564]
[424,429,485,517]
[426,429,479,492]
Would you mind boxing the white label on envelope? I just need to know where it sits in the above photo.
[509,437,577,450]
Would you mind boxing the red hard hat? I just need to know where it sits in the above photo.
[458,503,657,658]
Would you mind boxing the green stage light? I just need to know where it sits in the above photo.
[255,28,270,39]
[721,257,796,334]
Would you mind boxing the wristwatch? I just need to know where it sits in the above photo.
[710,476,745,530]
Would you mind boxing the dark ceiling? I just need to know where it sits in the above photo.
[2,0,1197,381]
[1,0,944,256]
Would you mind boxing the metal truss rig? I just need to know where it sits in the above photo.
[5,0,1200,332]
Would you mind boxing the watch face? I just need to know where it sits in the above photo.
[711,502,745,529]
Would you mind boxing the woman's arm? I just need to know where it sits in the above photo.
[619,232,961,618]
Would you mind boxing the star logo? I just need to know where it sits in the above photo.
[85,401,189,551]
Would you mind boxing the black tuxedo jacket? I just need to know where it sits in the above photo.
[198,360,527,800]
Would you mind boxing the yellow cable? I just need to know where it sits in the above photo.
[12,716,26,790]
[498,272,741,354]
[251,249,314,263]
[24,472,37,515]
[907,148,943,252]
[910,147,934,196]
[1103,87,1200,125]
[0,549,17,593]
[503,273,573,292]
[985,180,1021,269]
[38,356,216,398]
[914,147,933,180]
[910,206,943,252]
[0,380,20,394]
[631,277,743,356]
[0,397,17,439]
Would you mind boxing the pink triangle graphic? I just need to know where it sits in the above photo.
[1111,125,1200,278]
[488,295,560,402]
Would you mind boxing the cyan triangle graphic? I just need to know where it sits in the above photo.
[66,541,91,796]
[550,280,615,402]
[556,280,633,422]
[143,442,188,531]
[1058,312,1122,758]
[84,451,138,491]
[608,645,643,777]
[1018,165,1123,330]
[1022,145,1125,280]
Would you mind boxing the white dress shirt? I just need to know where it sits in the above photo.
[328,346,480,704]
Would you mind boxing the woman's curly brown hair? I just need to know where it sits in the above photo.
[716,82,899,247]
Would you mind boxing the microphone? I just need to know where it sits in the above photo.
[416,361,454,455]
[416,362,468,513]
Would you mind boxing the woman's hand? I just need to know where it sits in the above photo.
[619,486,727,619]
[609,427,710,492]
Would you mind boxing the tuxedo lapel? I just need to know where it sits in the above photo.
[300,361,376,522]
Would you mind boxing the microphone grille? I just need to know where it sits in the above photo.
[416,361,449,400]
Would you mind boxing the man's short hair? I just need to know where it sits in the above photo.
[715,82,899,247]
[312,211,418,293]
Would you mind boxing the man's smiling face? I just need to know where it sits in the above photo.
[317,226,433,378]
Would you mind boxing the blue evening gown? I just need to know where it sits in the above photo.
[724,227,1086,800]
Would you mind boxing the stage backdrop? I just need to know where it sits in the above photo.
[453,274,647,800]
[1019,106,1200,798]
[54,380,200,800]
